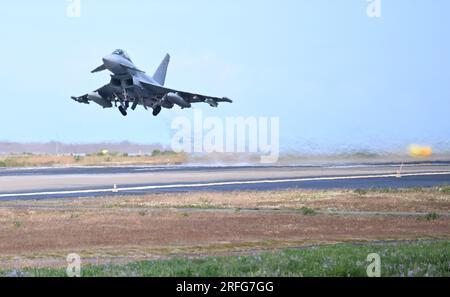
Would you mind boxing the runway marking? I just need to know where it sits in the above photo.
[0,171,450,198]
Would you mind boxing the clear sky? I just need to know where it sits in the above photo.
[0,0,449,153]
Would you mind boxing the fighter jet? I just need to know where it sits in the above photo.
[71,49,233,116]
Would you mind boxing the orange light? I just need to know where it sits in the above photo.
[409,145,432,158]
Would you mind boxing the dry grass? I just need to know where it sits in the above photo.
[0,189,448,269]
[12,188,448,213]
[0,207,448,258]
[0,153,187,167]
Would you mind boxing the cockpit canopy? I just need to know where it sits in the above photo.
[112,49,132,62]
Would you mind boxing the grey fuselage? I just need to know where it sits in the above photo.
[72,49,232,117]
[100,52,161,105]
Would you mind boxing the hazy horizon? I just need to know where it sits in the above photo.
[1,140,449,156]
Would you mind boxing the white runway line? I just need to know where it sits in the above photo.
[0,171,450,198]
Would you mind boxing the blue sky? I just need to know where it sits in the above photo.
[0,1,449,153]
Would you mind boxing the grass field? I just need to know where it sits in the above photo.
[2,241,448,277]
[0,188,448,276]
[0,151,186,167]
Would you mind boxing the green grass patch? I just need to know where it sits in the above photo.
[12,220,23,228]
[2,241,449,277]
[354,187,430,195]
[0,158,25,168]
[424,213,440,221]
[438,184,450,194]
[354,189,368,196]
[300,207,316,216]
[151,150,177,157]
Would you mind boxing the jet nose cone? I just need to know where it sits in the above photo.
[102,54,118,72]
[102,54,127,74]
[102,55,113,65]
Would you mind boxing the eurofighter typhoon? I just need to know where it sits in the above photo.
[71,49,233,116]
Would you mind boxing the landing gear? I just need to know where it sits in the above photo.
[118,105,127,116]
[131,99,139,111]
[116,88,130,116]
[152,105,162,116]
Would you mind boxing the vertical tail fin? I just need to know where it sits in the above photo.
[153,54,170,86]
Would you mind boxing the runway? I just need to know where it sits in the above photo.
[1,162,450,201]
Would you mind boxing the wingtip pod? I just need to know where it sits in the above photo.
[71,95,90,104]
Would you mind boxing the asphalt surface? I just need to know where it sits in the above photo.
[0,162,450,201]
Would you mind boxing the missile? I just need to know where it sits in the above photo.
[163,92,191,108]
[87,92,112,108]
